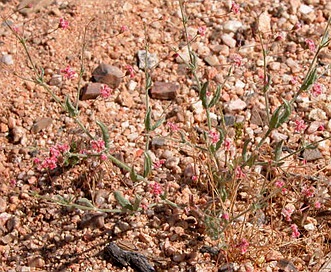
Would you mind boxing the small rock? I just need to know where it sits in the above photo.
[172,253,186,263]
[0,198,7,213]
[289,0,301,14]
[27,256,45,268]
[309,108,327,121]
[116,221,130,232]
[151,137,166,149]
[221,34,236,48]
[286,58,300,73]
[92,63,123,89]
[6,216,19,232]
[78,212,105,229]
[11,126,26,144]
[31,117,53,133]
[115,90,134,108]
[269,62,281,71]
[176,47,190,63]
[80,82,103,100]
[0,233,14,244]
[224,115,236,126]
[258,11,271,34]
[266,250,284,261]
[0,123,8,133]
[18,0,53,15]
[303,223,315,231]
[0,54,13,65]
[150,82,178,100]
[276,259,298,272]
[204,55,220,66]
[299,4,314,15]
[271,131,288,142]
[226,99,247,111]
[250,108,268,126]
[49,74,62,86]
[127,80,138,91]
[137,50,159,69]
[302,148,322,161]
[223,20,243,33]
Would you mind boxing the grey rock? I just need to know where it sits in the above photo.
[258,11,271,34]
[18,0,54,15]
[78,212,105,229]
[49,74,62,86]
[223,20,243,33]
[0,54,13,65]
[92,63,123,89]
[221,34,236,48]
[302,148,322,162]
[250,108,268,126]
[31,117,53,133]
[137,50,159,69]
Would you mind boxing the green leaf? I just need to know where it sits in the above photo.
[132,195,142,211]
[96,120,110,149]
[145,72,152,91]
[77,198,95,208]
[208,85,221,108]
[199,81,209,108]
[189,51,197,70]
[65,96,78,117]
[151,117,165,131]
[114,191,132,210]
[215,129,225,151]
[274,140,283,162]
[143,151,152,178]
[130,166,139,182]
[242,139,251,162]
[144,107,152,132]
[301,67,317,91]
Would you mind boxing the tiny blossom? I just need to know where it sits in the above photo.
[237,238,249,254]
[141,203,148,210]
[33,158,41,165]
[209,130,219,144]
[192,175,198,181]
[150,182,162,196]
[314,201,321,209]
[305,38,316,52]
[10,179,17,187]
[294,119,306,132]
[223,138,232,151]
[126,65,135,78]
[167,121,179,132]
[100,153,108,161]
[231,54,242,67]
[291,224,300,238]
[40,157,58,170]
[221,213,229,221]
[274,32,285,42]
[282,205,295,222]
[50,146,61,158]
[302,186,315,198]
[153,159,166,169]
[293,22,302,30]
[318,125,325,131]
[90,139,105,153]
[61,65,76,80]
[235,166,245,179]
[197,26,207,36]
[100,84,112,98]
[59,18,69,30]
[120,25,128,33]
[290,76,298,85]
[275,180,285,188]
[12,26,19,33]
[207,67,218,80]
[312,83,323,97]
[231,2,240,14]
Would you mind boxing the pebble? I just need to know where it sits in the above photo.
[309,108,327,121]
[226,99,247,111]
[302,148,322,161]
[0,54,13,65]
[258,11,271,34]
[92,63,123,89]
[49,74,62,86]
[31,117,53,133]
[223,20,243,33]
[150,82,178,100]
[0,197,6,213]
[299,4,314,15]
[204,55,220,66]
[221,34,236,48]
[78,212,105,229]
[285,58,300,73]
[137,50,159,69]
[80,82,103,100]
[11,127,26,144]
[115,90,135,108]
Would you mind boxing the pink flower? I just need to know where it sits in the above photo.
[192,175,198,181]
[302,186,315,198]
[100,153,108,161]
[291,224,300,238]
[222,213,229,221]
[150,182,162,196]
[235,166,245,179]
[197,26,207,36]
[61,65,76,80]
[314,201,321,209]
[290,76,298,85]
[237,238,249,254]
[100,84,112,98]
[312,83,323,97]
[294,120,306,132]
[90,139,105,153]
[231,54,242,67]
[59,18,69,30]
[120,25,128,33]
[305,39,316,52]
[282,205,295,222]
[40,157,58,170]
[275,180,285,188]
[231,2,240,14]
[167,121,179,132]
[293,22,302,30]
[126,65,135,78]
[223,138,232,151]
[318,125,325,131]
[209,130,219,144]
[153,159,166,169]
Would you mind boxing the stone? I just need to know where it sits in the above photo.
[309,108,327,121]
[92,63,123,89]
[204,55,220,66]
[221,34,236,48]
[49,74,62,86]
[299,4,314,15]
[0,197,6,213]
[150,82,178,100]
[226,99,247,111]
[137,50,159,69]
[0,54,13,65]
[302,148,322,161]
[115,90,134,108]
[289,0,301,14]
[223,20,243,33]
[224,115,236,126]
[18,0,54,15]
[80,82,103,100]
[250,108,268,126]
[286,58,300,73]
[78,212,105,229]
[27,256,45,268]
[258,11,271,34]
[31,117,53,133]
[11,126,26,144]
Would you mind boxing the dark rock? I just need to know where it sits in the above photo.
[276,259,298,272]
[80,82,103,100]
[78,212,105,229]
[31,117,53,133]
[149,82,178,100]
[92,63,123,89]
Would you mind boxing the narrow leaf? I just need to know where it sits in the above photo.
[143,151,152,178]
[114,191,132,209]
[151,117,165,131]
[208,85,221,108]
[96,120,110,149]
[274,140,283,161]
[144,107,152,132]
[65,96,78,117]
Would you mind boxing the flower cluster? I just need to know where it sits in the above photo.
[153,159,166,169]
[294,119,306,132]
[126,65,135,78]
[34,143,69,170]
[291,224,300,238]
[237,238,249,254]
[197,26,207,36]
[61,65,76,80]
[167,121,179,132]
[305,39,316,52]
[100,84,112,98]
[231,2,240,14]
[59,18,69,30]
[90,139,105,153]
[312,83,323,97]
[150,182,163,196]
[209,130,219,144]
[281,204,295,222]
